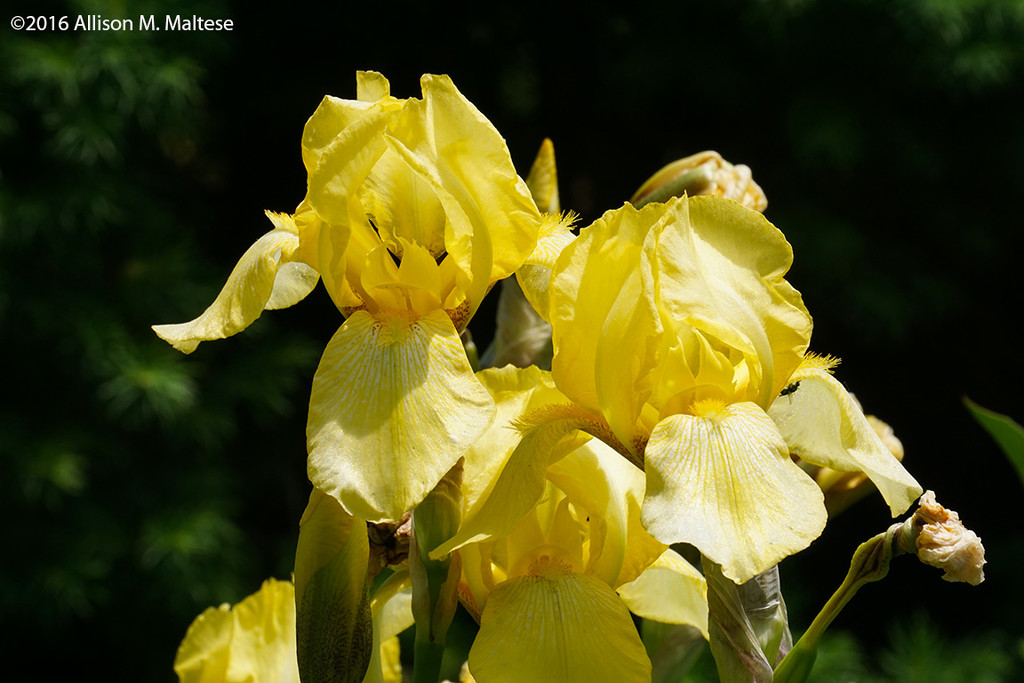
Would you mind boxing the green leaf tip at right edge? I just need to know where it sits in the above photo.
[964,397,1024,487]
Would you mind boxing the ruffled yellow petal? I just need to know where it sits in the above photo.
[768,367,922,516]
[174,579,300,683]
[648,196,811,408]
[174,605,232,683]
[460,366,572,516]
[431,414,578,557]
[549,202,664,451]
[431,402,604,558]
[642,402,826,584]
[617,549,709,639]
[304,91,404,312]
[307,309,494,522]
[384,74,540,314]
[153,219,318,354]
[469,573,651,683]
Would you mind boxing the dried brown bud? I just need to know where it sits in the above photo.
[906,491,986,585]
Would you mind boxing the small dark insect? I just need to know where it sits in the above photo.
[780,381,801,397]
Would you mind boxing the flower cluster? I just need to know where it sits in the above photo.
[160,72,978,683]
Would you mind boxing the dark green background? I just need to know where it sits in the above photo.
[3,0,1022,680]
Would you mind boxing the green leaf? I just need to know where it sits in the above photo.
[964,397,1024,487]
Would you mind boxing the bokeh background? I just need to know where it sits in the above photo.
[3,0,1022,680]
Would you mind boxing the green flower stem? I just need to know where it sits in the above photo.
[774,523,912,683]
[410,460,464,683]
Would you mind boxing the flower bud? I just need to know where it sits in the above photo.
[898,490,986,585]
[630,151,768,212]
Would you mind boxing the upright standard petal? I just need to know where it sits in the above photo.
[153,216,318,354]
[548,202,664,450]
[642,401,826,584]
[648,196,811,408]
[468,573,651,683]
[768,367,922,516]
[307,309,494,522]
[384,74,540,315]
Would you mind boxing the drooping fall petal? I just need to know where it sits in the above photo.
[153,214,318,354]
[767,367,922,516]
[468,573,651,683]
[307,309,494,521]
[642,402,826,584]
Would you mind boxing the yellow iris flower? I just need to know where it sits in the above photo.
[432,366,708,683]
[153,72,545,522]
[522,195,921,583]
[173,578,301,683]
[173,574,410,683]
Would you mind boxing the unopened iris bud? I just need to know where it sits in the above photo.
[896,490,986,585]
[630,151,768,212]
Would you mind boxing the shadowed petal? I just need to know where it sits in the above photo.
[617,549,709,639]
[469,573,651,683]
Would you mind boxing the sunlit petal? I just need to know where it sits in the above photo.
[307,309,494,521]
[385,74,540,314]
[768,367,922,515]
[650,196,810,407]
[549,202,664,450]
[153,222,316,354]
[642,402,826,584]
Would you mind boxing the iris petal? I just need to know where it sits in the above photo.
[307,309,494,521]
[642,402,826,584]
[153,222,317,354]
[617,549,710,639]
[768,367,922,515]
[469,573,651,683]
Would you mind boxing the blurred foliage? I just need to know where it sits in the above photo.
[0,0,319,679]
[964,398,1024,487]
[3,0,1023,680]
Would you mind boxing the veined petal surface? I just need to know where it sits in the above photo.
[468,573,651,683]
[768,367,922,515]
[642,402,826,584]
[307,309,494,522]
